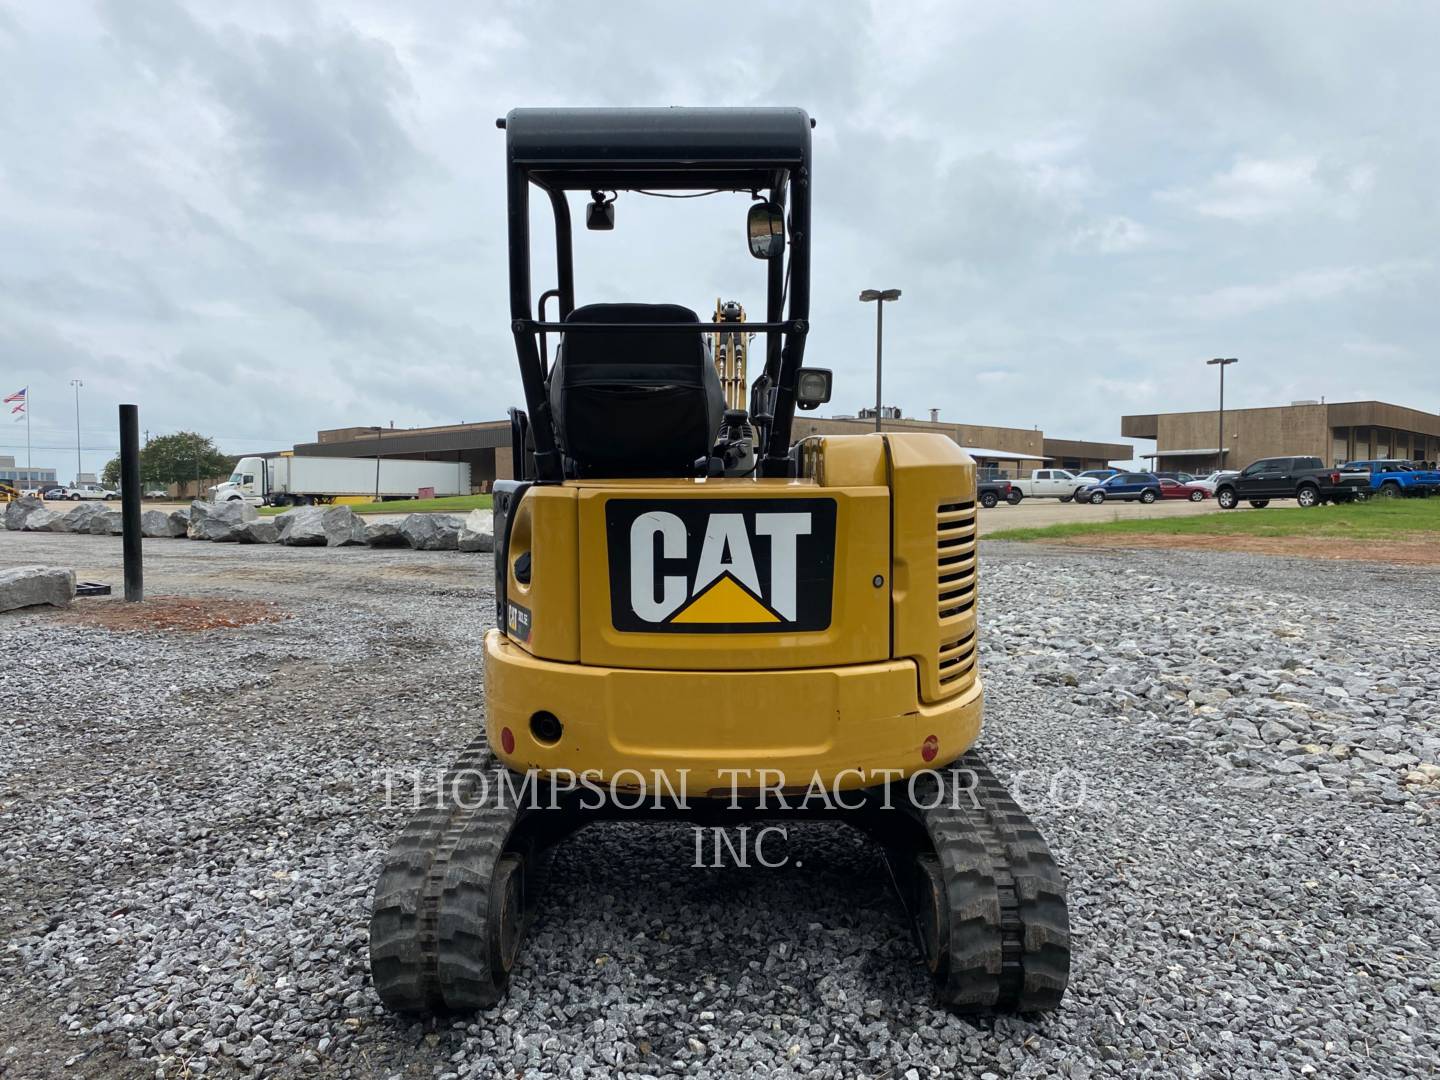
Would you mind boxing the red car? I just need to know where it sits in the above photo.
[1159,477,1208,502]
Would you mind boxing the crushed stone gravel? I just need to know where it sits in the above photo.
[1,530,1436,1079]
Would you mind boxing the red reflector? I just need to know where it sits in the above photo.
[500,727,515,755]
[1330,472,1340,484]
[921,735,939,763]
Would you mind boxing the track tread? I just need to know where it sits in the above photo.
[959,753,1072,1012]
[900,754,1071,1014]
[915,771,1003,1010]
[369,741,532,1015]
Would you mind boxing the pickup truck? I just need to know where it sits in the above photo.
[1011,468,1089,502]
[1214,457,1370,509]
[1340,460,1440,498]
[977,477,1018,509]
[51,483,118,501]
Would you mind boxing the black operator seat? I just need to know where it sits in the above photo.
[547,303,725,477]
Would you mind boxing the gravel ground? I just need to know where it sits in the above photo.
[1,531,1437,1079]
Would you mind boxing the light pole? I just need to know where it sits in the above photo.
[371,426,384,502]
[1207,358,1238,471]
[69,379,83,483]
[859,288,901,432]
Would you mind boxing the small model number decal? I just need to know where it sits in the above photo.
[507,601,532,642]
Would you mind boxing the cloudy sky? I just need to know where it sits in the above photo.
[3,0,1438,478]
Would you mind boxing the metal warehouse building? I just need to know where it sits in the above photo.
[294,422,514,487]
[295,417,1130,488]
[1122,400,1440,475]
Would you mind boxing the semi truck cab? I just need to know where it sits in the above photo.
[212,456,268,506]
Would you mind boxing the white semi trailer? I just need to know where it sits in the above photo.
[212,455,471,507]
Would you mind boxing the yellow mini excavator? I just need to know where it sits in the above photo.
[369,107,1070,1016]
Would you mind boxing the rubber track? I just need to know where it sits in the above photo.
[913,768,1003,1010]
[912,753,1070,1012]
[369,739,521,1014]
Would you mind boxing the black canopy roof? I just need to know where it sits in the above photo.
[502,107,812,190]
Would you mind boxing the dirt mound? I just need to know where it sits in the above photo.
[56,596,291,631]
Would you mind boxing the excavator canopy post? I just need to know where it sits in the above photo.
[499,107,814,481]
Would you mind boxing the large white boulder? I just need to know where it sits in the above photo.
[142,509,187,538]
[168,507,192,535]
[399,513,460,551]
[321,506,367,547]
[364,520,406,547]
[185,500,211,539]
[4,495,45,531]
[57,503,110,533]
[0,565,76,612]
[20,508,59,532]
[237,519,279,544]
[87,510,124,535]
[275,505,367,547]
[190,499,257,542]
[457,509,495,553]
[276,506,326,546]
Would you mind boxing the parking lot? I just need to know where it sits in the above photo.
[975,492,1274,534]
[2,527,1436,1079]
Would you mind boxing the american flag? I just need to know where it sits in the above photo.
[5,387,24,420]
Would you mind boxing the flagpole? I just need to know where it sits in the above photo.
[26,389,31,474]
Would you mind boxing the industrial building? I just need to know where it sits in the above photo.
[1122,400,1440,475]
[293,416,1130,488]
[793,416,1129,475]
[0,456,57,489]
[294,421,513,487]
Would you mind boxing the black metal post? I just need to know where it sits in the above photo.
[119,404,143,602]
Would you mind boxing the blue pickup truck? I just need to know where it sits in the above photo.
[1340,459,1440,498]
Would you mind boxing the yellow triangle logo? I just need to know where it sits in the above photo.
[671,574,780,624]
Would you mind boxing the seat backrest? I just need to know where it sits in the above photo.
[548,303,723,477]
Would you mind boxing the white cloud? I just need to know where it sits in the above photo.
[1339,339,1412,362]
[1179,260,1432,318]
[1070,215,1153,254]
[1157,154,1376,221]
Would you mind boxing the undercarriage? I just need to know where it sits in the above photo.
[370,745,1070,1015]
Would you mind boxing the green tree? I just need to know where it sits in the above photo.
[102,455,121,486]
[140,432,232,489]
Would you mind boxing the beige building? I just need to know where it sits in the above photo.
[297,416,1129,487]
[1122,400,1440,475]
[794,416,1128,476]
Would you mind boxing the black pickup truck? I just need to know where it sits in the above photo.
[977,477,1019,509]
[1214,456,1370,509]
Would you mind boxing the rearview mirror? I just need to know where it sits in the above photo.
[747,201,785,259]
[794,367,832,410]
[586,197,615,231]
